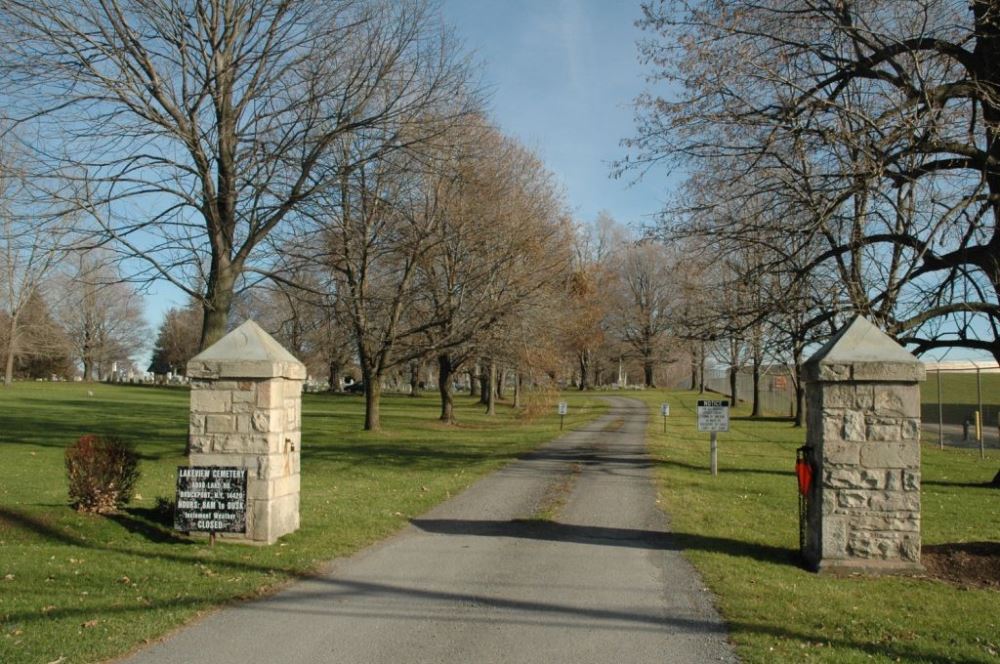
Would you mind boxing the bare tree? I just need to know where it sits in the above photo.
[625,0,1000,363]
[0,130,73,385]
[607,240,678,388]
[55,250,148,380]
[0,0,475,350]
[415,125,571,421]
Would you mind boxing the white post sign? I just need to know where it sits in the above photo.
[557,401,568,416]
[660,403,670,417]
[697,399,729,476]
[697,399,729,432]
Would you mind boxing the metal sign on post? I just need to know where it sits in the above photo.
[557,401,568,429]
[697,399,729,476]
[175,467,248,543]
[660,403,669,433]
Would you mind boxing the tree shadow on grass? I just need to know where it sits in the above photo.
[731,415,796,424]
[922,479,997,489]
[1,400,186,459]
[107,507,193,545]
[657,457,792,478]
[301,443,522,471]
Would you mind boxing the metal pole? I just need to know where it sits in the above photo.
[560,414,564,431]
[710,432,718,476]
[977,411,984,459]
[978,367,984,457]
[663,415,667,434]
[937,369,943,450]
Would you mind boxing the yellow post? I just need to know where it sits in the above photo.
[975,411,983,459]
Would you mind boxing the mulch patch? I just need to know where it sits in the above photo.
[922,541,1000,590]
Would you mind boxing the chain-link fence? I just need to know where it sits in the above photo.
[924,363,1000,453]
[696,361,999,453]
[701,365,797,417]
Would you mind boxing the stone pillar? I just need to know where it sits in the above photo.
[186,320,305,544]
[802,316,925,573]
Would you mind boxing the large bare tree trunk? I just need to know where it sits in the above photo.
[201,263,238,350]
[751,355,762,417]
[513,371,522,408]
[729,366,738,405]
[699,341,706,394]
[410,362,421,398]
[438,354,455,423]
[643,357,655,388]
[479,360,490,405]
[3,314,16,386]
[468,366,477,397]
[496,367,505,399]
[793,345,806,428]
[363,376,382,432]
[485,360,496,415]
[328,360,342,393]
[578,350,590,390]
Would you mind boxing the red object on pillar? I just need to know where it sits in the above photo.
[795,457,813,496]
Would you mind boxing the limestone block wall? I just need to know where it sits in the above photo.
[802,316,925,573]
[187,377,302,544]
[184,320,305,545]
[805,381,922,569]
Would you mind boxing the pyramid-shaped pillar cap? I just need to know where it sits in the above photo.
[187,320,306,380]
[804,315,925,383]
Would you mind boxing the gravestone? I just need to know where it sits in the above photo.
[184,320,305,544]
[802,316,925,573]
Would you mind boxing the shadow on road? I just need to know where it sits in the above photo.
[411,518,796,565]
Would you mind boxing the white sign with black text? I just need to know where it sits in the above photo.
[697,399,729,432]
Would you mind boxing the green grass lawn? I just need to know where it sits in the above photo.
[0,382,606,664]
[641,389,1000,663]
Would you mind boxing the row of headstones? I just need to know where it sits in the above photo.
[177,317,925,574]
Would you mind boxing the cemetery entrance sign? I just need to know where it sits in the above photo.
[175,466,248,534]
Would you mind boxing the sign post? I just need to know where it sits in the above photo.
[660,402,670,433]
[697,399,729,476]
[557,401,568,429]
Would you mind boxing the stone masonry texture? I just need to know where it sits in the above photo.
[186,321,305,544]
[802,316,924,574]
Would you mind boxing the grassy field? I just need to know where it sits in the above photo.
[640,389,1000,663]
[0,382,606,664]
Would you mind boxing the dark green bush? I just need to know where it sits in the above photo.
[65,435,140,513]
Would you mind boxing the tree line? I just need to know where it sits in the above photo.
[0,0,693,431]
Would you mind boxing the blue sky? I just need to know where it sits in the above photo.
[440,0,667,226]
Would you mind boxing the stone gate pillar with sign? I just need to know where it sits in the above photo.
[185,320,305,544]
[802,316,925,573]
